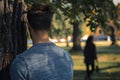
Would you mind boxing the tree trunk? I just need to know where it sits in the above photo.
[66,35,69,47]
[110,33,116,46]
[71,22,82,51]
[0,0,27,80]
[0,0,4,69]
[110,25,117,46]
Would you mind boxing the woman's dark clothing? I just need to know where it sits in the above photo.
[84,43,97,64]
[84,42,97,80]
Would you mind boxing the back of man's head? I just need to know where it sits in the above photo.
[27,3,54,31]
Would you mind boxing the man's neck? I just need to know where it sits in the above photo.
[31,31,50,44]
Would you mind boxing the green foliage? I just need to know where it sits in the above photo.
[51,11,73,38]
[52,0,83,24]
[28,0,117,38]
[51,0,117,32]
[28,0,117,32]
[82,0,116,32]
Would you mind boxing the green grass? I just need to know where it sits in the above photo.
[59,43,120,80]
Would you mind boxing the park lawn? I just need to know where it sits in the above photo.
[56,42,120,80]
[71,48,120,80]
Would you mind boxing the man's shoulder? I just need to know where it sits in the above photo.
[14,47,35,62]
[14,43,71,62]
[17,48,31,58]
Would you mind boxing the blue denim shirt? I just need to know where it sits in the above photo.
[10,42,73,80]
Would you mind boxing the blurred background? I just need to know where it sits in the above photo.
[0,0,120,80]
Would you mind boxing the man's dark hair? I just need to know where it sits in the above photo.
[27,3,54,31]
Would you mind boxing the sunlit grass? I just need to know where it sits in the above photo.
[56,41,120,80]
[71,50,120,80]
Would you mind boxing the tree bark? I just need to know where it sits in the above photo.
[0,0,27,80]
[71,22,82,51]
[0,0,4,69]
[66,35,69,47]
[110,25,118,46]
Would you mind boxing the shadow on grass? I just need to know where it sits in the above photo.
[100,63,120,71]
[97,46,120,54]
[73,62,120,80]
[63,45,120,80]
[73,70,120,80]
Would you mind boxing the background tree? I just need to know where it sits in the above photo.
[51,0,117,49]
[0,0,27,80]
[52,0,84,51]
[52,11,72,47]
[81,0,117,46]
[28,0,118,48]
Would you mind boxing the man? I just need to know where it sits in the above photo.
[10,3,73,80]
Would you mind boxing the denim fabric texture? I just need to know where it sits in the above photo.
[10,42,73,80]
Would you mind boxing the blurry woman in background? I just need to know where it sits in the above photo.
[83,35,97,80]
